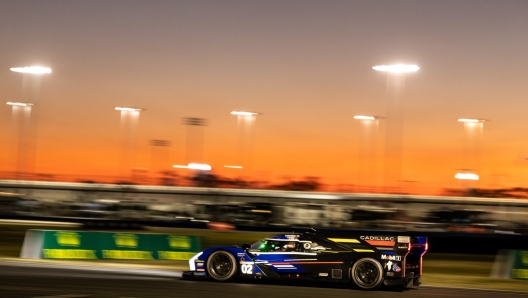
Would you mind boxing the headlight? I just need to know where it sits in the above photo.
[189,252,203,271]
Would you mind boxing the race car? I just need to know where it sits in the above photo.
[183,229,428,290]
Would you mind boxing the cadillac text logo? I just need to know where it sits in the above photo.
[360,236,395,241]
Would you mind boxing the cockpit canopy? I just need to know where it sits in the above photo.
[249,234,327,252]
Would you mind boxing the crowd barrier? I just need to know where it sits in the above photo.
[490,250,528,280]
[20,229,201,261]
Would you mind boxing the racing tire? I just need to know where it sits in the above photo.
[351,257,384,290]
[206,250,237,282]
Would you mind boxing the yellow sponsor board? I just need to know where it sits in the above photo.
[113,234,138,248]
[520,251,528,265]
[158,251,196,260]
[512,269,528,279]
[43,249,97,259]
[102,250,153,260]
[55,232,81,247]
[168,236,191,249]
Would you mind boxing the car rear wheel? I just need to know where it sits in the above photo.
[206,250,237,281]
[351,257,384,290]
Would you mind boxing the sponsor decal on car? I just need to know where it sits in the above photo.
[393,265,401,272]
[381,254,402,261]
[360,236,395,241]
[385,261,393,271]
[397,236,410,243]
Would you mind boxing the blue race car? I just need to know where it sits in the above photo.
[183,230,428,290]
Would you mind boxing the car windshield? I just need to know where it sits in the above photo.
[249,239,298,252]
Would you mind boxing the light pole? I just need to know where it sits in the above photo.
[373,63,419,193]
[149,139,171,184]
[182,117,207,165]
[228,111,260,175]
[455,118,487,188]
[6,102,33,179]
[9,66,52,180]
[354,115,382,193]
[115,107,144,181]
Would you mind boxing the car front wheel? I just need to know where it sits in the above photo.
[351,257,384,290]
[206,250,237,281]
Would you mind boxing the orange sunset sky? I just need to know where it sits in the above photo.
[1,1,528,194]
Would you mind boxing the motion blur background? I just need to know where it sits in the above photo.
[1,0,528,195]
[1,0,528,236]
[1,2,528,292]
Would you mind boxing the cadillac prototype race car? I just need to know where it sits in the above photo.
[183,230,428,290]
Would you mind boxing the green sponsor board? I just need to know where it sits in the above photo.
[99,232,154,260]
[512,250,528,279]
[20,230,201,260]
[41,230,99,260]
[151,234,200,260]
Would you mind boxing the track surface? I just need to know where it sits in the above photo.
[0,262,527,298]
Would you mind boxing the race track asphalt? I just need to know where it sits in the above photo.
[0,261,527,298]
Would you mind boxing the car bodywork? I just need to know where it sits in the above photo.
[183,230,428,290]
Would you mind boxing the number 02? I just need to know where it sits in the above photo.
[241,264,253,274]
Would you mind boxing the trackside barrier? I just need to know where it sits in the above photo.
[20,230,201,260]
[490,250,528,279]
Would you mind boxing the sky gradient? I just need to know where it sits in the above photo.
[1,0,528,193]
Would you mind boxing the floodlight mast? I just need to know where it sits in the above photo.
[231,111,259,116]
[354,115,380,120]
[224,165,243,169]
[10,66,52,74]
[372,64,419,73]
[9,65,51,180]
[173,163,212,171]
[6,102,34,107]
[373,63,419,194]
[115,107,144,112]
[458,118,487,123]
[455,173,479,180]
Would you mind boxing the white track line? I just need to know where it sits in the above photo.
[422,285,528,295]
[0,260,182,278]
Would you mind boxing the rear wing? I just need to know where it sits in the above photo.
[326,235,427,255]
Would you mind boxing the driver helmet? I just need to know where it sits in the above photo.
[284,241,296,250]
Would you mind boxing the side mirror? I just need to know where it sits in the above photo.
[241,244,251,250]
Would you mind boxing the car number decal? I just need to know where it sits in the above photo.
[241,264,253,274]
